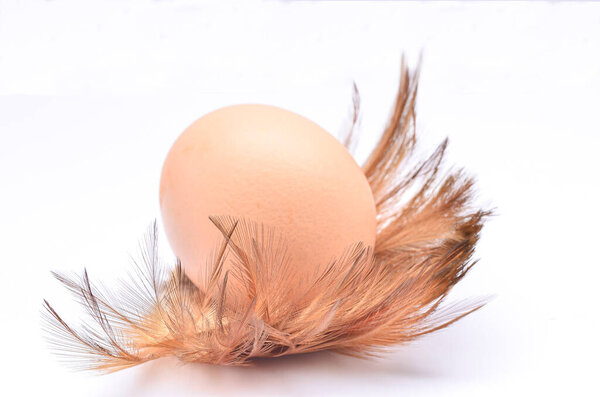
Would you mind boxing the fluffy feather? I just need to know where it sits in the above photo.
[43,59,490,372]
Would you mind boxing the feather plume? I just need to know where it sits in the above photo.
[43,59,491,372]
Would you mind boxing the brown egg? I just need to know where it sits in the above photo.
[159,104,376,290]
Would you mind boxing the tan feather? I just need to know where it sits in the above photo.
[42,58,491,372]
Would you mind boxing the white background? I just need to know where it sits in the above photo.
[1,1,599,396]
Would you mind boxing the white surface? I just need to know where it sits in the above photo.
[1,1,599,396]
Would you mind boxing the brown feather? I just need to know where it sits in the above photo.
[42,58,491,372]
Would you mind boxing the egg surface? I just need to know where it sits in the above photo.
[159,104,376,288]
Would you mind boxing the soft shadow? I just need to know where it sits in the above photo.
[123,349,439,396]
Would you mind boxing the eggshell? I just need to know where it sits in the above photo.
[159,104,376,288]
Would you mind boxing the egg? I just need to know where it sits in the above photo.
[159,104,376,290]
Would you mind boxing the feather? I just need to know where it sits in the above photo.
[42,58,491,372]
